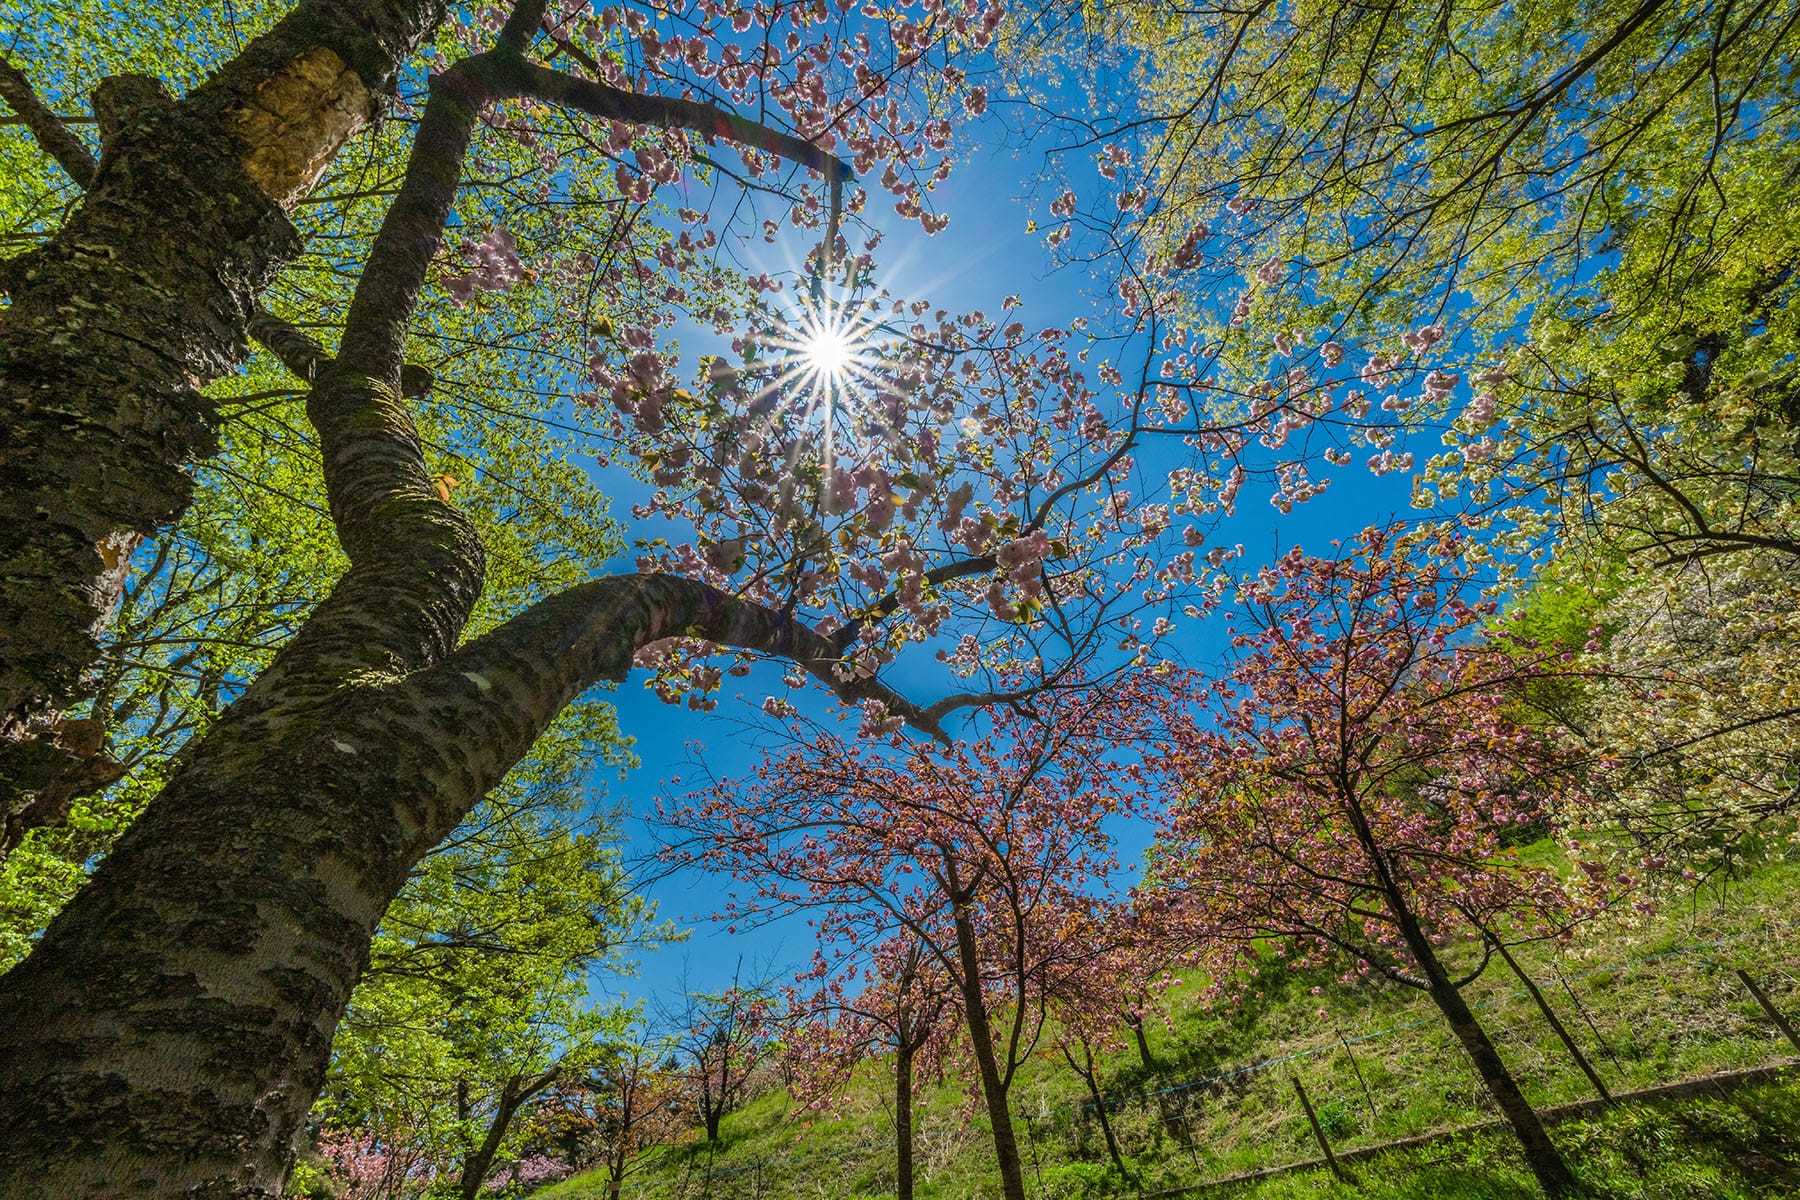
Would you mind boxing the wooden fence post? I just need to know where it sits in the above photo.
[1558,971,1622,1067]
[1290,1072,1351,1184]
[1337,1031,1379,1119]
[1491,936,1613,1103]
[1737,968,1800,1055]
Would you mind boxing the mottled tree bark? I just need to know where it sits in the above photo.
[0,0,445,821]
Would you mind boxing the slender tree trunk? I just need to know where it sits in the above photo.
[458,1087,524,1200]
[1064,1043,1130,1182]
[1393,907,1578,1197]
[606,1086,633,1200]
[1126,1013,1156,1072]
[950,903,1027,1200]
[1342,792,1578,1198]
[895,1042,917,1200]
[1422,975,1577,1196]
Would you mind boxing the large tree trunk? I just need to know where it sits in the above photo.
[0,562,886,1197]
[950,902,1027,1200]
[0,680,485,1197]
[0,0,443,833]
[0,4,942,1194]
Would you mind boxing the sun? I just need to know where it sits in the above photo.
[800,323,857,380]
[745,295,891,459]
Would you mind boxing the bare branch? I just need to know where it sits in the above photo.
[247,308,434,397]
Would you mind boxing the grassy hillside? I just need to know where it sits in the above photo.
[541,863,1800,1199]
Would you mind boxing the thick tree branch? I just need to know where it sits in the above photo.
[254,39,548,695]
[0,56,98,183]
[454,572,944,725]
[394,575,948,837]
[0,0,450,802]
[516,62,854,183]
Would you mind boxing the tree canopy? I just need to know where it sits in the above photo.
[3,0,1800,1196]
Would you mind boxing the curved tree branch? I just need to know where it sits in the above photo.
[515,62,855,183]
[415,573,948,793]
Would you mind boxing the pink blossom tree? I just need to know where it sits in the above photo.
[314,1126,438,1200]
[660,686,1159,1200]
[0,0,1222,1187]
[664,972,778,1144]
[1043,913,1183,1179]
[785,935,955,1200]
[1147,525,1608,1198]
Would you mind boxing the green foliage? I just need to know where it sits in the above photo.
[315,708,671,1191]
[1228,1078,1800,1199]
[1035,1160,1127,1199]
[282,1153,336,1200]
[0,0,696,967]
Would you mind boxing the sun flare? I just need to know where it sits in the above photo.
[748,297,892,458]
[800,324,857,380]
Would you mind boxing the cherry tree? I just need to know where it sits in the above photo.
[785,935,954,1200]
[659,687,1155,1200]
[544,1019,688,1200]
[665,972,778,1143]
[1147,525,1609,1198]
[1041,911,1182,1179]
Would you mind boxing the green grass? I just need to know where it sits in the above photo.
[539,860,1800,1199]
[1225,1076,1800,1199]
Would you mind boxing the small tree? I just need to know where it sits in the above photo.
[320,806,660,1199]
[665,968,777,1144]
[1044,914,1181,1179]
[786,936,954,1200]
[545,1017,687,1200]
[1148,525,1606,1198]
